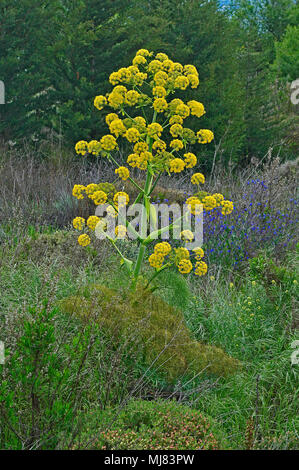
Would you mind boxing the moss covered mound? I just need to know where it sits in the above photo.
[60,284,240,382]
[79,399,228,450]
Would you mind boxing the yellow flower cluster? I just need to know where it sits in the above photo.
[87,216,100,231]
[194,260,208,276]
[115,225,127,238]
[187,101,205,118]
[113,191,129,207]
[191,173,205,185]
[178,259,193,274]
[197,129,214,144]
[109,118,126,137]
[94,95,107,110]
[148,253,164,269]
[73,217,85,230]
[148,242,172,270]
[115,166,130,181]
[193,247,204,260]
[180,230,194,242]
[100,135,117,151]
[186,196,202,215]
[154,242,172,256]
[169,158,185,173]
[75,140,88,155]
[78,234,91,247]
[221,200,234,215]
[184,152,197,168]
[202,195,217,211]
[125,127,140,143]
[175,247,190,262]
[91,190,107,205]
[72,184,85,200]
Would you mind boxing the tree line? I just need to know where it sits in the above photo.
[0,0,298,168]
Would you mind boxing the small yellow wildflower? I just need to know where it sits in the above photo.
[221,200,234,215]
[187,74,199,88]
[175,247,190,262]
[105,113,118,125]
[186,196,202,215]
[88,140,102,156]
[170,139,184,151]
[187,100,205,118]
[147,122,163,138]
[170,124,183,138]
[153,86,167,98]
[202,195,217,211]
[154,242,171,256]
[125,90,140,106]
[109,118,126,137]
[169,115,183,125]
[174,75,189,90]
[153,98,168,113]
[193,247,204,260]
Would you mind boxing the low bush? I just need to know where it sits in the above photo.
[60,284,240,383]
[77,399,227,450]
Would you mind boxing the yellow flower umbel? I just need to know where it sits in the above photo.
[115,166,130,181]
[78,234,91,247]
[195,261,208,276]
[113,191,129,207]
[148,253,164,269]
[180,230,194,243]
[73,217,85,230]
[178,259,193,274]
[91,190,107,205]
[191,173,205,185]
[184,153,197,168]
[100,135,117,151]
[75,140,88,155]
[221,200,234,215]
[193,247,204,260]
[169,158,185,173]
[87,216,100,231]
[72,184,85,200]
[94,95,107,110]
[197,129,214,144]
[154,242,171,256]
[115,225,127,239]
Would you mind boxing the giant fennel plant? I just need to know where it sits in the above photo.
[71,49,234,290]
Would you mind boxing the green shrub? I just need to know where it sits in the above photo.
[60,284,240,382]
[78,399,227,450]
